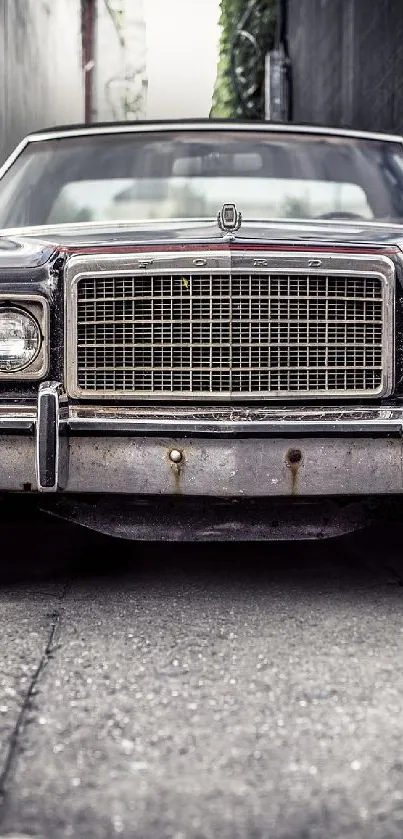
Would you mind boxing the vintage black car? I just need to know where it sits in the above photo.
[1,119,403,540]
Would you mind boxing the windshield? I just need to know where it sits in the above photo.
[1,130,403,228]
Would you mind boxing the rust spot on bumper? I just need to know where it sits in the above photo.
[286,448,303,495]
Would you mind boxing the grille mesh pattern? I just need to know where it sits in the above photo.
[75,273,384,397]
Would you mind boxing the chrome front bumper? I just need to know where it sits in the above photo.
[1,381,403,497]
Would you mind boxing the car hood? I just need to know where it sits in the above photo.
[0,218,403,269]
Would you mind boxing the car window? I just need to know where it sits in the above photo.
[0,131,403,227]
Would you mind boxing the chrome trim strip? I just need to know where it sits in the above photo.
[0,418,34,432]
[3,403,403,435]
[3,218,403,239]
[0,218,217,238]
[5,402,403,438]
[65,250,396,402]
[25,123,403,143]
[0,138,29,180]
[66,417,403,438]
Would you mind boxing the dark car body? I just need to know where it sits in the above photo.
[1,120,403,540]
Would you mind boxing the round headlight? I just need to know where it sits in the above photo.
[0,308,41,373]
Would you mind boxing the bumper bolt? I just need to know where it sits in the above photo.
[169,449,183,464]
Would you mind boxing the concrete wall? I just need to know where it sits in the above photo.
[0,0,84,163]
[93,0,147,122]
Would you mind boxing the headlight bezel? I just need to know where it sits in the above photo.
[0,296,49,380]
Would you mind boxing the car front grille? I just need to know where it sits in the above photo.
[73,271,387,399]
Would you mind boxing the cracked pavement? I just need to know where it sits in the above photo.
[0,515,402,838]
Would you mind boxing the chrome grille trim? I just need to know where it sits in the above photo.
[65,251,395,401]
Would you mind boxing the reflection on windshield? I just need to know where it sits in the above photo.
[0,131,403,227]
[47,177,373,223]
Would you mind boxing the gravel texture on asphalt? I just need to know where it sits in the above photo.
[0,521,402,838]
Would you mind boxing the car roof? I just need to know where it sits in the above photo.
[25,118,403,144]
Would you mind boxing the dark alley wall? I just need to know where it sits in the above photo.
[287,0,403,133]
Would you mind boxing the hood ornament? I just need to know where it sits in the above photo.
[217,203,242,233]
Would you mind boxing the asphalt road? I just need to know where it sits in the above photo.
[0,515,403,838]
